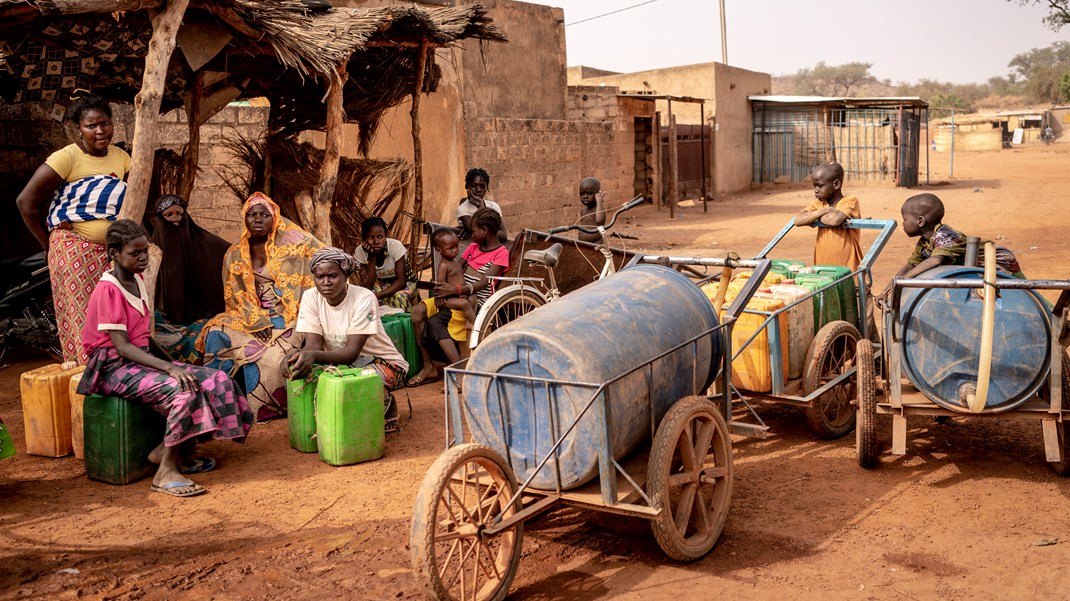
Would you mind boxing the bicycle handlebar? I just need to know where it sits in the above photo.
[546,194,645,237]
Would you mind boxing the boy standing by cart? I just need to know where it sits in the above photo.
[794,162,863,270]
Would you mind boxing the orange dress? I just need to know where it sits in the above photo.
[803,195,863,270]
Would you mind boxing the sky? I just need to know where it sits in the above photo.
[529,0,1067,84]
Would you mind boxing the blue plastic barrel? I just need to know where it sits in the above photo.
[463,264,721,490]
[899,266,1051,413]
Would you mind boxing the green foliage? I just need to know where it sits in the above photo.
[791,61,875,96]
[1060,71,1070,102]
[1008,41,1070,102]
[1013,0,1070,31]
[895,79,992,116]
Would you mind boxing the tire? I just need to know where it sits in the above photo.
[410,443,524,601]
[803,321,862,439]
[1045,351,1070,476]
[469,285,547,349]
[648,396,733,561]
[855,339,879,468]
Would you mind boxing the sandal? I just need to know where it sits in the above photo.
[405,373,437,388]
[178,457,216,475]
[151,481,207,497]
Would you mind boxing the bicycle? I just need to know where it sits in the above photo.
[468,195,645,348]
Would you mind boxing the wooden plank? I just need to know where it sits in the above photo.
[667,102,678,220]
[118,0,190,223]
[652,111,662,211]
[891,412,907,455]
[1042,419,1061,463]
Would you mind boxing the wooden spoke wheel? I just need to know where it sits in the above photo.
[855,339,879,468]
[803,321,862,439]
[648,396,734,561]
[410,443,523,601]
[469,285,547,349]
[1043,352,1070,476]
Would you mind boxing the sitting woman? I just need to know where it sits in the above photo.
[78,220,252,497]
[352,217,420,311]
[408,208,509,386]
[16,91,130,364]
[151,194,231,363]
[198,192,323,421]
[288,248,409,432]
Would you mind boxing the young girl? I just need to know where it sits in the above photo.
[352,217,420,311]
[408,208,509,386]
[288,247,409,431]
[78,220,253,497]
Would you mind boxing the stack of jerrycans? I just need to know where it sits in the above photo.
[286,366,385,466]
[718,271,789,393]
[810,265,859,328]
[381,313,422,380]
[20,362,83,457]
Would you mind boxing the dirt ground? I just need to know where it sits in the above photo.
[3,143,1070,601]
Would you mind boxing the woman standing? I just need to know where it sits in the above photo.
[16,91,130,363]
[151,194,231,363]
[197,192,323,421]
[352,217,420,311]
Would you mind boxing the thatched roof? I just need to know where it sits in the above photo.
[0,0,504,144]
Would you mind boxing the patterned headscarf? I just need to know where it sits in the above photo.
[197,192,324,344]
[311,247,356,275]
[155,194,187,214]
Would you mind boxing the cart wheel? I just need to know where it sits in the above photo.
[469,285,548,349]
[1044,352,1070,476]
[855,339,879,468]
[803,321,862,439]
[410,443,523,601]
[648,396,733,561]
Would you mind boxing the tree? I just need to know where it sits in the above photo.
[1008,41,1070,102]
[1061,71,1070,102]
[1013,0,1070,31]
[792,61,875,96]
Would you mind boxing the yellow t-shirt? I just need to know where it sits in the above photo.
[803,194,863,270]
[45,144,130,183]
[44,144,130,243]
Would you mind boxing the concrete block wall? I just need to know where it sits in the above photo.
[466,115,635,233]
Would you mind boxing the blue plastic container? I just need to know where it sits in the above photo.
[899,266,1051,413]
[463,264,721,490]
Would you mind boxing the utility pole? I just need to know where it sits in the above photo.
[719,0,728,64]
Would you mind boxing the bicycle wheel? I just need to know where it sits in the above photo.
[469,285,548,349]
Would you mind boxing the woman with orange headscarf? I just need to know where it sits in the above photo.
[197,193,323,420]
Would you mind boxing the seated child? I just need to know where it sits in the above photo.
[577,176,606,244]
[794,161,863,270]
[287,247,409,432]
[882,193,1023,299]
[428,228,477,330]
[77,219,253,498]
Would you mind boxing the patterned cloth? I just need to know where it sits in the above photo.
[373,280,420,311]
[198,193,323,421]
[153,311,209,364]
[310,247,356,275]
[78,347,252,447]
[908,223,1022,274]
[46,175,125,230]
[48,228,110,364]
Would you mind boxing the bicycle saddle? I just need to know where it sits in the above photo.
[523,243,563,268]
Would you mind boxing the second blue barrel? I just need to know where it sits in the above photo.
[899,265,1051,413]
[463,264,721,490]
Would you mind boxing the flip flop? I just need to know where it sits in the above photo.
[406,373,437,388]
[178,457,216,475]
[150,481,207,497]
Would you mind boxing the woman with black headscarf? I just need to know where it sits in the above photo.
[151,194,231,363]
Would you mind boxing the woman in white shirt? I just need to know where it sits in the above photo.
[352,217,419,311]
[287,248,408,431]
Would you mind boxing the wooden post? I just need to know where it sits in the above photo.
[179,70,204,202]
[653,111,662,212]
[667,100,679,220]
[408,41,430,263]
[700,100,707,213]
[119,0,191,223]
[310,58,349,246]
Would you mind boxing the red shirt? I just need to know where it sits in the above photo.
[82,272,151,353]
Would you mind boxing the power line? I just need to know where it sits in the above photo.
[565,0,666,27]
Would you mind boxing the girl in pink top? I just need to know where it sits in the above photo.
[78,220,252,497]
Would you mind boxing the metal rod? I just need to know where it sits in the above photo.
[895,278,1070,290]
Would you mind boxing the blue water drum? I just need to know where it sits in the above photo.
[463,264,721,490]
[899,266,1051,413]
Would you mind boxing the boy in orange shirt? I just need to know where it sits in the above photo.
[794,162,863,270]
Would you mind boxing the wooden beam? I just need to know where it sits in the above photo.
[179,70,204,202]
[667,101,679,220]
[310,58,349,246]
[119,0,191,223]
[407,41,429,263]
[197,1,264,39]
[36,0,162,15]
